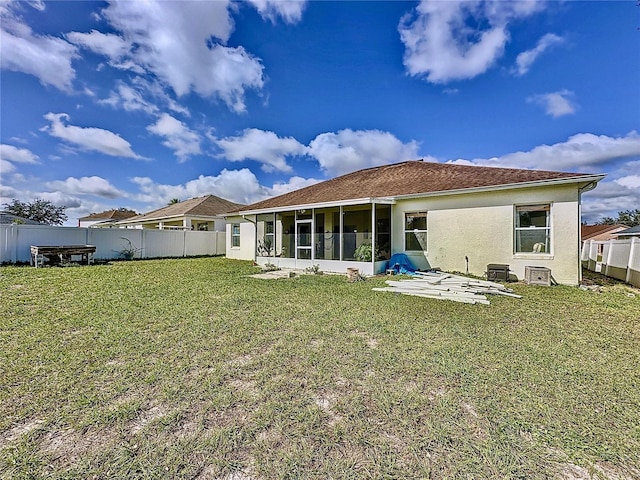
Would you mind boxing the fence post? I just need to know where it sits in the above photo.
[14,225,19,264]
[183,230,187,258]
[627,237,638,284]
[604,239,615,277]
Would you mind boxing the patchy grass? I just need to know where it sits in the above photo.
[1,258,639,479]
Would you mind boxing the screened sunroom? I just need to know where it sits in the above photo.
[251,202,392,275]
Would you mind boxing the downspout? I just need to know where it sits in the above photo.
[577,181,598,282]
[242,214,257,260]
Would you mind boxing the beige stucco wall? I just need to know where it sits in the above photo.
[225,216,256,260]
[392,184,582,285]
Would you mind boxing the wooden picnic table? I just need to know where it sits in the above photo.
[30,245,96,268]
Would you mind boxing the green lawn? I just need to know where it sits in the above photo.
[1,258,639,479]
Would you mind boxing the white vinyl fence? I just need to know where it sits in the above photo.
[0,224,225,264]
[581,237,640,287]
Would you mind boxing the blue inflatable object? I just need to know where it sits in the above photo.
[386,253,417,275]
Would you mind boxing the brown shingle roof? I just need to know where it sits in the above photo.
[236,161,601,212]
[581,224,628,240]
[79,209,138,221]
[121,195,245,223]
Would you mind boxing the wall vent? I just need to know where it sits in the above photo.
[524,266,551,286]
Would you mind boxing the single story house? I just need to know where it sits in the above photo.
[78,208,138,228]
[224,160,604,285]
[581,224,628,243]
[115,195,245,231]
[615,225,640,239]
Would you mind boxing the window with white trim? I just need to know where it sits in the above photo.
[515,204,550,253]
[405,212,427,251]
[231,223,240,247]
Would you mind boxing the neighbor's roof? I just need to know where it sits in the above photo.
[79,209,138,221]
[233,161,604,213]
[118,195,245,223]
[0,211,44,225]
[581,224,628,240]
[615,225,640,236]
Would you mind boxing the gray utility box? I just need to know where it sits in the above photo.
[486,264,510,282]
[524,266,551,286]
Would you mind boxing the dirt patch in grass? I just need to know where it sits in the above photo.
[128,405,169,435]
[40,425,118,467]
[203,406,248,432]
[0,418,45,449]
[313,393,342,425]
[229,379,260,398]
[581,269,639,291]
[555,461,636,480]
[351,329,379,349]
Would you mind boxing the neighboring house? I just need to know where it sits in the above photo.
[615,225,640,239]
[224,160,605,285]
[115,195,245,231]
[580,224,628,259]
[581,224,628,243]
[78,209,138,228]
[0,211,44,225]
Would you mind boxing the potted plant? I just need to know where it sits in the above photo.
[353,242,373,262]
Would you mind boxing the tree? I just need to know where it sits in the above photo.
[168,198,180,205]
[596,209,640,227]
[3,198,68,225]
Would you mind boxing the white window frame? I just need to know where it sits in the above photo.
[231,223,240,248]
[404,212,428,251]
[265,220,274,250]
[514,204,551,254]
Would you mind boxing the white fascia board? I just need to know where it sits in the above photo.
[391,174,606,201]
[226,197,396,216]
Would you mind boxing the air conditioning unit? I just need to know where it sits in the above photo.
[524,266,551,286]
[486,264,510,282]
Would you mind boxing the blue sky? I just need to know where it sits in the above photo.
[1,0,639,226]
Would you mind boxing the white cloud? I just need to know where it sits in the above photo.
[581,180,640,223]
[399,0,543,83]
[514,33,564,76]
[147,113,201,162]
[65,29,130,59]
[0,2,77,91]
[38,191,82,209]
[247,0,307,24]
[615,175,640,189]
[216,128,307,172]
[0,144,39,164]
[131,168,270,206]
[454,131,640,172]
[1,160,16,174]
[527,90,576,118]
[129,169,322,209]
[100,81,159,115]
[308,129,421,176]
[47,176,124,199]
[69,1,264,113]
[271,176,321,196]
[42,112,144,159]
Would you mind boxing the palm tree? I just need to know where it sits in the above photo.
[168,198,180,205]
